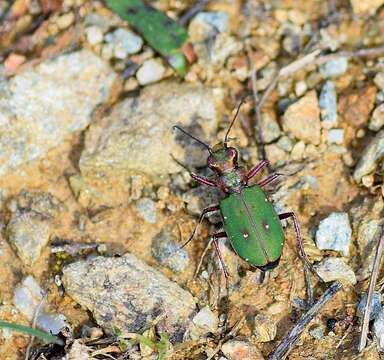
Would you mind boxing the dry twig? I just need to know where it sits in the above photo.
[267,281,342,360]
[358,227,384,352]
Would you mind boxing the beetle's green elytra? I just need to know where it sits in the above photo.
[220,185,284,267]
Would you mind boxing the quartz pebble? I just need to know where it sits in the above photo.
[315,212,352,256]
[136,198,157,224]
[327,129,344,144]
[319,58,348,78]
[319,80,337,128]
[314,257,356,285]
[221,340,265,360]
[136,59,165,85]
[188,306,218,339]
[105,28,143,58]
[369,104,384,132]
[85,26,103,45]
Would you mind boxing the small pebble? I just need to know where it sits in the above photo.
[353,130,384,183]
[319,58,348,78]
[56,13,75,30]
[85,26,104,46]
[315,212,352,256]
[260,111,281,143]
[188,306,218,339]
[276,136,294,152]
[194,12,229,33]
[151,226,189,272]
[295,80,307,97]
[374,308,384,350]
[13,276,66,334]
[327,129,344,144]
[319,80,337,128]
[314,257,356,285]
[101,43,114,60]
[105,28,143,58]
[369,104,384,131]
[221,340,265,360]
[291,141,306,160]
[357,292,382,320]
[309,325,325,340]
[282,91,321,145]
[136,59,165,85]
[136,198,157,224]
[253,314,277,342]
[374,73,384,91]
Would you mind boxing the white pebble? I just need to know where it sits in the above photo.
[136,59,165,85]
[85,26,104,46]
[327,129,344,144]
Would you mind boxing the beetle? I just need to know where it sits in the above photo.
[173,101,313,293]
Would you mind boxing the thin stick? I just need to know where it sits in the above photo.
[194,237,214,278]
[358,227,384,352]
[25,293,46,360]
[179,0,209,26]
[267,281,342,360]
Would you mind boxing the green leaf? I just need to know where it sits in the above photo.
[0,320,63,345]
[157,332,169,360]
[105,0,189,75]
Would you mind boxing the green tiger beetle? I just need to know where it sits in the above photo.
[174,101,314,304]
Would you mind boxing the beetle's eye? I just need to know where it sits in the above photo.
[227,148,237,159]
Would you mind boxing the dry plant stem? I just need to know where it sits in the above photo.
[194,237,214,278]
[179,0,209,25]
[267,281,342,360]
[358,227,384,352]
[25,294,46,360]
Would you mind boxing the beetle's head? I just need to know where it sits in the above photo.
[207,144,238,174]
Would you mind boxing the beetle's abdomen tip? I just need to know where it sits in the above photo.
[257,257,281,271]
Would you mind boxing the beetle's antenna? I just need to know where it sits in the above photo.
[224,98,247,146]
[173,125,212,154]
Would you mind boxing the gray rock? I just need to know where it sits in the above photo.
[7,211,51,266]
[136,198,157,224]
[314,257,356,285]
[369,104,384,131]
[187,306,218,340]
[260,111,281,143]
[357,292,382,320]
[315,212,352,256]
[152,225,189,272]
[281,91,321,145]
[105,28,143,58]
[353,130,384,182]
[194,12,229,33]
[0,50,116,176]
[319,80,337,128]
[62,254,196,342]
[276,136,294,152]
[13,276,66,334]
[319,58,348,78]
[79,81,223,184]
[374,308,384,350]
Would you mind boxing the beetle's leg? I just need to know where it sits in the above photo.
[258,173,282,188]
[212,232,229,278]
[278,212,313,306]
[180,205,220,249]
[246,160,269,181]
[191,173,217,187]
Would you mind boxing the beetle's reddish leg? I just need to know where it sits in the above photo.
[258,173,282,188]
[246,160,269,181]
[212,232,229,278]
[180,205,220,249]
[278,212,314,306]
[191,173,217,187]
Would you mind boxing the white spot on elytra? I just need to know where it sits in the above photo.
[243,233,249,239]
[264,198,268,202]
[245,258,249,261]
[265,224,270,229]
[224,216,228,220]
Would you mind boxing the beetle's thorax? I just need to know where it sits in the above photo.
[217,166,247,193]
